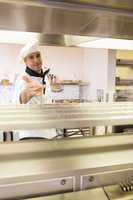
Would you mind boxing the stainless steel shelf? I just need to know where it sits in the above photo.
[0,103,133,130]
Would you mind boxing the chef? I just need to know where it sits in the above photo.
[13,39,57,140]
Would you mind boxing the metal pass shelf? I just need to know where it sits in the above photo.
[0,102,133,130]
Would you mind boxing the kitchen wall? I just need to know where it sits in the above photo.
[0,44,116,102]
[0,44,23,82]
[43,46,84,81]
[83,48,116,101]
[0,44,84,82]
[83,48,108,101]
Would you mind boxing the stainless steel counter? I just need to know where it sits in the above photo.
[0,134,133,199]
[26,185,133,200]
[27,188,108,200]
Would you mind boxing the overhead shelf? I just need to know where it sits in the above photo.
[116,59,133,67]
[116,79,133,86]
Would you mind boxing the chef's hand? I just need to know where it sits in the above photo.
[23,76,45,96]
[20,76,45,104]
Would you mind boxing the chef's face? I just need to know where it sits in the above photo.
[24,51,42,72]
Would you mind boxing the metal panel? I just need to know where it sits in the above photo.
[49,0,133,11]
[0,177,74,200]
[81,169,133,190]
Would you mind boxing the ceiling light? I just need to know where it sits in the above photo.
[0,30,39,44]
[78,38,133,50]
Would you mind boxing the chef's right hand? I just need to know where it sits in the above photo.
[20,76,45,104]
[22,75,45,97]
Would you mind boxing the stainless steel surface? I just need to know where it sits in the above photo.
[81,169,133,190]
[1,103,133,198]
[1,103,133,130]
[48,0,133,11]
[1,135,133,198]
[104,184,133,200]
[0,176,74,199]
[0,0,132,47]
[27,188,108,200]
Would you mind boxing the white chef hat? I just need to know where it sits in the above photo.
[19,39,40,62]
